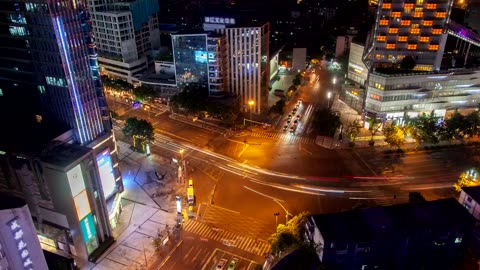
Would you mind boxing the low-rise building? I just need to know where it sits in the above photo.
[305,198,475,269]
[458,186,480,221]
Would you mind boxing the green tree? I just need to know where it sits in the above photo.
[454,169,480,192]
[407,112,440,145]
[400,55,416,70]
[384,124,405,148]
[268,212,309,255]
[464,111,480,138]
[440,111,465,142]
[268,99,286,115]
[345,119,362,142]
[133,85,157,102]
[122,117,155,152]
[312,109,341,136]
[408,192,426,203]
[292,73,303,86]
[367,118,382,140]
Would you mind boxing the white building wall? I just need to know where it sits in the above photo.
[0,204,49,270]
[347,43,368,85]
[459,190,480,220]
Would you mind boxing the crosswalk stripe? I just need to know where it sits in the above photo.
[260,244,270,255]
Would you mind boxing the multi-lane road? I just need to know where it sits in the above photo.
[108,65,477,269]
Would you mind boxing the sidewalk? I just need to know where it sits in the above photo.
[85,141,184,270]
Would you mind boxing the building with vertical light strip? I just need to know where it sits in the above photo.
[0,0,123,266]
[204,18,270,114]
[365,0,453,71]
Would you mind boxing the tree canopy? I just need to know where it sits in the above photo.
[122,117,155,151]
[269,212,309,255]
[268,99,286,115]
[454,169,480,192]
[101,75,132,92]
[384,124,405,148]
[133,85,157,102]
[400,56,416,70]
[367,117,382,140]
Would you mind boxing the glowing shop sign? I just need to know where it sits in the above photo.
[8,218,33,269]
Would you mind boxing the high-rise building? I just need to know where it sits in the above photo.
[0,0,123,266]
[0,0,111,145]
[364,0,454,71]
[204,17,270,113]
[172,32,228,97]
[88,0,160,82]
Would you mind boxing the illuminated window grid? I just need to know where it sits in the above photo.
[398,36,408,42]
[386,43,396,49]
[404,3,414,9]
[416,0,423,4]
[379,19,389,26]
[391,12,401,18]
[382,3,391,9]
[426,3,436,9]
[413,11,424,17]
[410,28,420,34]
[429,44,439,50]
[432,28,442,34]
[407,44,417,50]
[419,36,429,42]
[423,20,433,26]
[377,35,387,42]
[389,28,399,34]
[436,12,446,18]
[375,54,382,59]
[401,20,411,26]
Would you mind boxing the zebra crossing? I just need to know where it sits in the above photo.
[249,131,316,145]
[183,219,271,256]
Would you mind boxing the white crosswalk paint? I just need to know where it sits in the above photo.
[249,131,315,144]
[183,220,270,256]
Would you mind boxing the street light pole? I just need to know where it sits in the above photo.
[179,149,185,184]
[274,200,292,223]
[274,212,280,233]
[248,100,255,128]
[327,92,332,109]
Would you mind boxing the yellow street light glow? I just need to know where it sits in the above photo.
[248,100,255,106]
[179,149,185,154]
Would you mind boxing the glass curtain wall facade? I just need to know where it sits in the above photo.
[172,34,209,89]
[0,0,109,144]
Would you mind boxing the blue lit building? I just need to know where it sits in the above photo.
[0,0,123,266]
[172,32,228,97]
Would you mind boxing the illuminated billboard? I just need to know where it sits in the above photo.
[195,51,207,63]
[96,149,116,199]
[74,190,91,220]
[67,164,86,197]
[80,213,98,254]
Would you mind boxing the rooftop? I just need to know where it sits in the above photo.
[462,186,480,203]
[40,142,92,169]
[311,198,474,242]
[0,193,26,210]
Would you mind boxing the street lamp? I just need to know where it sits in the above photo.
[327,91,332,109]
[332,77,337,85]
[248,100,255,127]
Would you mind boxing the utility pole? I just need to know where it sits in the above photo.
[274,212,280,235]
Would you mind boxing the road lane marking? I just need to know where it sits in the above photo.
[243,186,285,202]
[158,240,183,269]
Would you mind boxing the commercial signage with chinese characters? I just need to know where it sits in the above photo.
[8,218,33,269]
[204,16,235,25]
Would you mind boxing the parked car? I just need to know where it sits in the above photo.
[227,258,239,270]
[215,259,228,270]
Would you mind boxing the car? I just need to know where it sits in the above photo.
[283,125,288,131]
[287,114,292,119]
[299,98,303,104]
[216,259,228,270]
[296,115,301,120]
[292,108,297,113]
[294,119,298,124]
[290,126,296,133]
[286,119,291,124]
[227,258,239,270]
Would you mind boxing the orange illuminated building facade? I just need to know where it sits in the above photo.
[370,0,453,71]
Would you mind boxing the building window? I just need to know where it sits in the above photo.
[419,36,429,42]
[410,28,420,34]
[426,3,437,9]
[429,44,439,50]
[408,44,417,50]
[389,28,398,34]
[467,196,473,203]
[377,35,386,41]
[386,43,396,49]
[37,85,46,94]
[401,20,411,26]
[0,89,3,96]
[9,26,28,36]
[423,20,433,26]
[436,12,447,18]
[413,11,424,17]
[45,76,67,87]
[404,3,414,9]
[398,36,408,42]
[375,54,383,59]
[416,0,423,4]
[382,3,392,9]
[370,93,381,100]
[391,12,401,18]
[432,28,443,34]
[379,19,389,26]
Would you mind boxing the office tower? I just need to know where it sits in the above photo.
[88,0,160,82]
[465,0,480,33]
[172,32,228,97]
[0,0,123,265]
[0,0,110,145]
[204,17,270,114]
[0,194,49,270]
[365,0,454,71]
